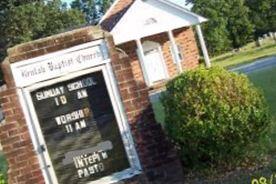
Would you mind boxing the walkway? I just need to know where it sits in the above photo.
[231,56,276,73]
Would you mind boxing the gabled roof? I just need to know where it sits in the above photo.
[99,0,207,45]
[99,0,135,32]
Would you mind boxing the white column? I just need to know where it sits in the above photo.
[135,39,151,86]
[168,30,183,73]
[196,24,211,68]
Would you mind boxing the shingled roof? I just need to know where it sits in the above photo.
[100,0,135,32]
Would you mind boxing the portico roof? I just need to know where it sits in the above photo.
[99,0,207,45]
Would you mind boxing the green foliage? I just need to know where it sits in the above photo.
[226,0,254,48]
[71,0,113,24]
[0,173,6,184]
[245,0,276,39]
[161,67,271,168]
[0,0,86,62]
[191,0,254,55]
[0,153,7,184]
[0,0,85,79]
[192,1,232,55]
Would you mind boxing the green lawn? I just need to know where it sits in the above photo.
[212,41,276,69]
[247,67,276,156]
[152,100,165,126]
[248,67,276,116]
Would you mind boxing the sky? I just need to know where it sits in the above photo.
[61,0,192,9]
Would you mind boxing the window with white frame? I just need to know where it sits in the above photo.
[169,44,184,63]
[0,105,4,122]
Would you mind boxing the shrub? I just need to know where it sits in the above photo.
[161,67,270,168]
[0,153,7,184]
[0,173,6,184]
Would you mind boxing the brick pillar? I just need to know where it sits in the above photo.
[0,26,184,184]
[107,37,184,183]
[0,60,44,183]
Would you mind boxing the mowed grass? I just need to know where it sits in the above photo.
[247,67,276,116]
[212,40,276,69]
[152,100,165,126]
[247,67,276,156]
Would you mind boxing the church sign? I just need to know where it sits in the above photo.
[10,39,141,184]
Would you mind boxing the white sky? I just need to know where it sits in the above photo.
[61,0,192,10]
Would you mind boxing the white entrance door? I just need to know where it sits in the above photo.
[144,48,167,84]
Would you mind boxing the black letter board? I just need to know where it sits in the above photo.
[30,71,130,183]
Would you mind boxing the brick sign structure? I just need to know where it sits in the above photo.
[0,26,184,184]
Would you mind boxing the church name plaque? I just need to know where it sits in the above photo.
[11,41,109,87]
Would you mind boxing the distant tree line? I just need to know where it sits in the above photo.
[187,0,276,56]
[0,0,113,64]
[0,0,115,80]
[0,0,86,64]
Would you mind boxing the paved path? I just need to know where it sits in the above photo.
[231,56,276,73]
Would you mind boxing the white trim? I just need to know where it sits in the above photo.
[18,89,55,184]
[19,65,141,184]
[156,0,207,23]
[135,39,151,86]
[99,0,207,25]
[99,0,207,31]
[136,40,169,86]
[22,87,59,184]
[11,40,109,88]
[169,44,184,64]
[105,63,141,172]
[12,40,106,69]
[156,45,170,79]
[109,0,208,45]
[168,30,183,72]
[196,24,211,68]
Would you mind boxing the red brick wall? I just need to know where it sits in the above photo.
[0,26,107,184]
[107,36,184,183]
[118,27,200,85]
[174,27,200,70]
[0,88,45,184]
[0,26,184,184]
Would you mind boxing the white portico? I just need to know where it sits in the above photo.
[100,0,211,86]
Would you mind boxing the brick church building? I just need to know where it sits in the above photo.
[0,0,212,183]
[100,0,211,88]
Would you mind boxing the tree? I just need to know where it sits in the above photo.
[0,0,40,10]
[226,0,254,48]
[191,0,232,55]
[0,0,84,48]
[245,0,276,39]
[0,0,85,62]
[42,1,86,36]
[71,0,98,24]
[188,0,254,54]
[71,0,113,24]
